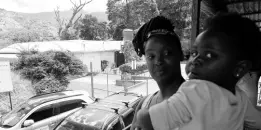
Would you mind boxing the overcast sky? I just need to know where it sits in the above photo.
[0,0,108,13]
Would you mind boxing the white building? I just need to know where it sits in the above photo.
[0,40,124,72]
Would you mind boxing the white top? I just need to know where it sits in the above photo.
[237,72,259,106]
[149,80,261,130]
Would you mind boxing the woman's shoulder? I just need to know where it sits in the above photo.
[134,91,159,110]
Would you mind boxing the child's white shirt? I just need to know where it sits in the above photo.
[149,79,261,130]
[237,72,259,106]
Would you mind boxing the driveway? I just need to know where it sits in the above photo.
[68,63,188,98]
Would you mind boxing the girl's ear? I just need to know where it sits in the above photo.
[233,60,252,79]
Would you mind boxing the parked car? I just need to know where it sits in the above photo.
[55,92,142,130]
[0,90,94,130]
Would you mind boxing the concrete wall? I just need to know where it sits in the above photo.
[74,51,116,72]
[100,51,115,68]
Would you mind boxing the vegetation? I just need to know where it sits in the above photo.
[0,72,34,115]
[122,41,141,63]
[101,60,109,72]
[54,0,92,40]
[79,15,109,40]
[119,62,147,75]
[106,0,192,39]
[13,50,87,95]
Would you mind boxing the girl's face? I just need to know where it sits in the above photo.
[145,36,182,84]
[186,30,238,87]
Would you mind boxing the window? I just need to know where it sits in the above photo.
[111,121,122,130]
[123,109,135,127]
[26,105,54,122]
[59,99,84,114]
[111,116,125,130]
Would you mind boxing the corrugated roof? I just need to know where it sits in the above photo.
[201,0,261,28]
[0,40,123,54]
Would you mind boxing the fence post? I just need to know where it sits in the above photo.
[134,74,136,85]
[107,72,109,96]
[8,92,12,110]
[90,62,94,98]
[146,79,149,96]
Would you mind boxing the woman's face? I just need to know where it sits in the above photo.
[185,30,238,86]
[144,36,182,84]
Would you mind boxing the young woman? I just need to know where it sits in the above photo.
[130,16,185,130]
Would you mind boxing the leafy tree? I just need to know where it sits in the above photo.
[4,29,41,43]
[107,0,158,31]
[106,0,192,39]
[54,0,92,40]
[0,28,58,47]
[79,15,108,40]
[13,50,87,95]
[113,24,126,40]
[156,0,192,37]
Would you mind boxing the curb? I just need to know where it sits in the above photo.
[117,80,147,93]
[127,80,146,89]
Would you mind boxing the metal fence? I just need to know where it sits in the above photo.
[68,66,153,99]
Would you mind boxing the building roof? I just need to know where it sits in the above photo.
[0,40,123,54]
[201,0,261,28]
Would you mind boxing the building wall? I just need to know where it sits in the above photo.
[100,51,115,67]
[74,51,116,72]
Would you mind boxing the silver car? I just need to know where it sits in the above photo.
[0,90,94,130]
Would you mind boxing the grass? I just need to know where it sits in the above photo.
[0,72,35,115]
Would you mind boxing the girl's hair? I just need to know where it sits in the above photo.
[204,12,261,71]
[132,16,183,59]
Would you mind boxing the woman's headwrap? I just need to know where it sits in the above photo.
[132,16,179,57]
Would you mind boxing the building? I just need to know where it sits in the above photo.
[0,40,125,72]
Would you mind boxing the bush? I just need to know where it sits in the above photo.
[101,60,109,72]
[119,64,133,74]
[13,50,87,95]
[119,62,148,75]
[33,76,67,95]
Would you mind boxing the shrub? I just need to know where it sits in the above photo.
[119,64,132,74]
[119,62,148,75]
[13,50,87,95]
[33,76,67,95]
[101,60,109,71]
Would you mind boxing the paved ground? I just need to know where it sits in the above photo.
[128,79,159,96]
[68,63,188,98]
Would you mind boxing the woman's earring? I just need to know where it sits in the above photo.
[236,73,240,78]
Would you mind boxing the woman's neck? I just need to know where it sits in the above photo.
[157,75,184,100]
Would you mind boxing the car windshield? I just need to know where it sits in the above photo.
[55,119,101,130]
[0,102,32,127]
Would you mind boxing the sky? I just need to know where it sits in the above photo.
[0,0,108,13]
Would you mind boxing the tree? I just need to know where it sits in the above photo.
[106,0,192,39]
[54,0,92,40]
[13,50,87,95]
[3,29,40,43]
[122,41,141,62]
[156,0,192,37]
[113,24,126,40]
[107,0,158,31]
[79,15,108,40]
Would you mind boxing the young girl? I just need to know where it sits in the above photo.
[135,13,261,130]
